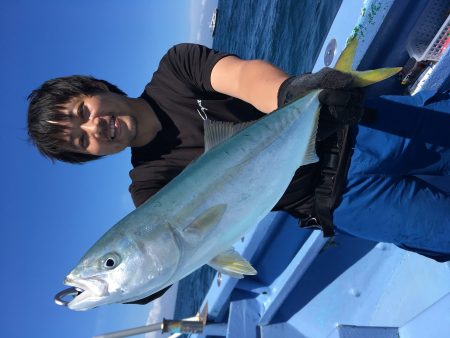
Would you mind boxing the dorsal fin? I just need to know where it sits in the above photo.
[204,119,255,152]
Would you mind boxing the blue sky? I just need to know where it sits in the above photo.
[1,1,216,337]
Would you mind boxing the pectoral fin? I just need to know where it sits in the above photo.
[208,248,257,279]
[335,36,401,86]
[182,204,227,243]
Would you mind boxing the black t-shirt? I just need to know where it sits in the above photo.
[129,43,320,217]
[126,43,320,305]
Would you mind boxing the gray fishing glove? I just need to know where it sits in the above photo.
[277,67,365,126]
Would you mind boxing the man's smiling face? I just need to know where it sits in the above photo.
[55,91,138,156]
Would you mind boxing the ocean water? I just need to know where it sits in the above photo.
[174,0,343,321]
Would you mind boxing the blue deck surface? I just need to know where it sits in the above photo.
[192,1,450,337]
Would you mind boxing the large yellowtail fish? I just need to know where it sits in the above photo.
[61,38,400,310]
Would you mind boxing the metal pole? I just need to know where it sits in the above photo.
[162,319,204,334]
[94,303,211,338]
[202,323,228,336]
[93,323,162,338]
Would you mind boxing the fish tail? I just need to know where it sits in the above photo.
[350,68,403,87]
[335,36,358,72]
[335,36,401,87]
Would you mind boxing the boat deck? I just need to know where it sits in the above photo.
[193,0,450,337]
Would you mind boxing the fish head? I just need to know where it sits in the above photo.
[63,222,181,311]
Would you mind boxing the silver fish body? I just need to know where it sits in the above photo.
[64,91,321,310]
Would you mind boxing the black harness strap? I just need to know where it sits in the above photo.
[300,126,353,237]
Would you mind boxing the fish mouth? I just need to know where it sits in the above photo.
[62,275,109,311]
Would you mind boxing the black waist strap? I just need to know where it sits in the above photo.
[300,126,353,237]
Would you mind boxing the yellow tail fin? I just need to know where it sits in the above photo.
[335,36,402,87]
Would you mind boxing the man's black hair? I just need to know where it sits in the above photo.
[27,75,127,164]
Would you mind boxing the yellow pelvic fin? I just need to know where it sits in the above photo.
[334,36,402,87]
[208,248,257,279]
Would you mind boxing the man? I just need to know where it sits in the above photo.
[28,43,363,212]
[28,44,450,303]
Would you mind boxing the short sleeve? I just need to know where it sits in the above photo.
[129,163,183,207]
[156,43,234,93]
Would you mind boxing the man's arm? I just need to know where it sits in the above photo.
[211,56,289,114]
[211,55,365,127]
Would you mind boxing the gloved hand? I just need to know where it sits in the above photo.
[277,67,364,126]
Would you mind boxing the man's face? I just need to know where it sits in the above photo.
[57,91,137,156]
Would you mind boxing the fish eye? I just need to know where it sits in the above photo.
[101,253,121,270]
[105,258,115,268]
